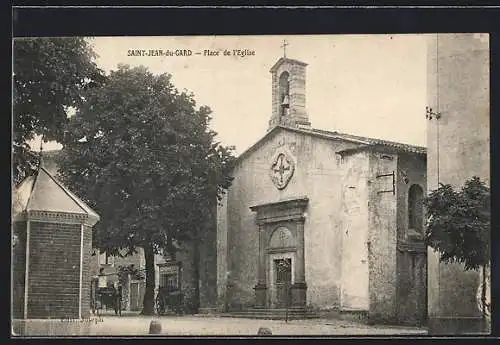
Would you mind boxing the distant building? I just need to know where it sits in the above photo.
[425,33,490,334]
[216,56,428,324]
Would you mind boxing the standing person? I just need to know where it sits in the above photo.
[97,268,107,312]
[91,278,98,315]
[116,283,123,316]
[98,268,107,288]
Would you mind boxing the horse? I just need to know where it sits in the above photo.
[92,286,122,316]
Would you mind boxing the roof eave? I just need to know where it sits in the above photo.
[234,125,283,165]
[86,213,100,227]
[269,57,308,73]
[234,125,426,168]
[336,144,426,157]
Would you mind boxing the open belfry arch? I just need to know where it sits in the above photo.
[12,158,100,320]
[216,50,427,324]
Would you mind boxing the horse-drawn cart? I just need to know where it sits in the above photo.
[155,287,184,315]
[91,281,122,316]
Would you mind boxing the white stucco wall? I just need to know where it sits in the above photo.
[218,128,362,310]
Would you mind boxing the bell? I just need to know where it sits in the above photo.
[281,94,290,108]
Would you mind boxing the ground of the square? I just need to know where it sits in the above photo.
[85,313,428,336]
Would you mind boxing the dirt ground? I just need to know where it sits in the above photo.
[86,313,428,336]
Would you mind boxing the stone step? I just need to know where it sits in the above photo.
[225,312,316,316]
[222,314,319,320]
[317,309,369,324]
[222,308,320,320]
[198,308,218,315]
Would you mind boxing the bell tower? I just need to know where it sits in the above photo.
[268,51,311,131]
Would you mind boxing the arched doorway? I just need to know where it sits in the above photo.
[268,226,295,308]
[397,183,427,325]
[250,197,308,309]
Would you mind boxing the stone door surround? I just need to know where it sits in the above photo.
[250,196,308,308]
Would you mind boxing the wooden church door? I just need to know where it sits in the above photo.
[273,258,292,308]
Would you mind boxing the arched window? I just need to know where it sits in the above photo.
[279,72,290,116]
[408,184,424,233]
[269,226,295,248]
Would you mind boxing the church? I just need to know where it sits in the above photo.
[216,55,428,325]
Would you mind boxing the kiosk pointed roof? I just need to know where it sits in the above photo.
[13,158,99,225]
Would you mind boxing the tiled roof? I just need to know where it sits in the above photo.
[236,125,426,164]
[308,128,427,155]
[12,175,36,218]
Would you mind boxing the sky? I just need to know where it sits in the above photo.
[33,34,428,155]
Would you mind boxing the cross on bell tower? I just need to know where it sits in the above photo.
[280,39,289,58]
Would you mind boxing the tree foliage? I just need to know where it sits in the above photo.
[424,176,490,271]
[56,64,235,314]
[13,37,105,184]
[117,264,145,287]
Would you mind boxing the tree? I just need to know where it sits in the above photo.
[56,64,235,315]
[425,176,491,318]
[13,37,105,184]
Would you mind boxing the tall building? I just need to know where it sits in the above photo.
[426,33,490,334]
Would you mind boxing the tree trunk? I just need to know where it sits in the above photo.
[167,235,176,261]
[141,243,156,315]
[482,264,487,318]
[192,238,200,313]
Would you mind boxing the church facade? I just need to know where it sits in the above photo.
[216,57,428,325]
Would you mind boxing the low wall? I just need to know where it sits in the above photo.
[12,318,100,337]
[427,317,490,335]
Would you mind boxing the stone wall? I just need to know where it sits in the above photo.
[339,152,370,311]
[27,221,81,319]
[367,152,398,322]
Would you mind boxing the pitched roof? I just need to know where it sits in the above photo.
[13,160,100,225]
[12,175,36,218]
[307,128,427,155]
[38,149,60,175]
[236,125,426,164]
